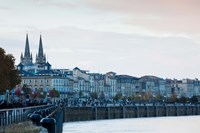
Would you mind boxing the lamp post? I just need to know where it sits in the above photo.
[11,89,15,103]
[31,91,34,100]
[5,89,9,102]
[153,95,156,105]
[163,95,167,105]
[21,90,24,103]
[40,91,44,100]
[138,94,141,104]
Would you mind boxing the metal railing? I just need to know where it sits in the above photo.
[0,105,53,127]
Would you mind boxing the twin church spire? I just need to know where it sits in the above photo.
[20,34,46,68]
[36,35,46,67]
[24,34,31,59]
[20,34,32,66]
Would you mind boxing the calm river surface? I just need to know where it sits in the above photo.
[63,116,200,133]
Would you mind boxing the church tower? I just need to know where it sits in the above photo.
[36,34,46,68]
[20,34,33,65]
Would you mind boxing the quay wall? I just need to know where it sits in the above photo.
[64,105,200,122]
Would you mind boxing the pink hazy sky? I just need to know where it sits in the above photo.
[0,0,200,79]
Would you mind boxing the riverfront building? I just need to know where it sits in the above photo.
[16,34,200,100]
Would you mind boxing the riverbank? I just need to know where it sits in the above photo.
[0,121,41,133]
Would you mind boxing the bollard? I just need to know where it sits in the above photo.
[45,109,50,116]
[34,110,42,115]
[40,118,56,133]
[29,114,42,126]
[40,109,46,117]
[27,113,32,119]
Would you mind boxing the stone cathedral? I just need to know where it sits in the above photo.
[17,34,52,75]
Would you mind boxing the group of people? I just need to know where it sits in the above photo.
[0,99,48,109]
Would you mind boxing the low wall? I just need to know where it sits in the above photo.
[64,105,200,122]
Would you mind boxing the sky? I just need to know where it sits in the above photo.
[0,0,200,79]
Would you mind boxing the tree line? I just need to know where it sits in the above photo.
[0,47,21,94]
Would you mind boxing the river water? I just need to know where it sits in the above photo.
[63,116,200,133]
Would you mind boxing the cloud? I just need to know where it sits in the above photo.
[83,0,200,35]
[33,26,200,78]
[1,25,199,78]
[83,0,200,16]
[1,0,200,79]
[0,5,12,11]
[26,0,78,9]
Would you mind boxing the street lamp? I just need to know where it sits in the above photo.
[40,92,44,99]
[31,91,34,100]
[138,94,141,104]
[21,90,24,101]
[163,95,167,105]
[6,89,9,102]
[11,89,15,102]
[153,95,156,105]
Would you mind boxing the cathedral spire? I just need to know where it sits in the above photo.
[21,33,32,65]
[36,34,46,67]
[24,33,31,58]
[21,52,23,58]
[20,52,23,62]
[38,34,43,58]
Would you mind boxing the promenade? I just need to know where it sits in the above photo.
[0,103,199,133]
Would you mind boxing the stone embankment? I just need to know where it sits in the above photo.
[65,105,200,122]
[1,104,199,133]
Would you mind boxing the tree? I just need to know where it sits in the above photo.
[99,91,105,100]
[190,96,198,104]
[134,94,142,101]
[15,87,22,97]
[155,92,163,102]
[144,91,153,101]
[91,92,98,99]
[169,93,178,103]
[49,88,60,98]
[114,92,122,101]
[21,84,31,96]
[36,88,46,99]
[32,91,40,98]
[79,90,83,98]
[178,96,187,104]
[0,48,21,93]
[142,91,153,102]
